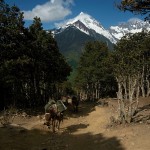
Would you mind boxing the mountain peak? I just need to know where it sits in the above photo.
[56,12,117,43]
[78,12,92,19]
[79,12,85,15]
[67,12,96,26]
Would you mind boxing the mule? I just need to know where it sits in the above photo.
[64,95,80,112]
[72,95,79,112]
[44,104,64,132]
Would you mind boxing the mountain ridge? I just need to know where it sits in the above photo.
[109,18,150,40]
[53,12,150,44]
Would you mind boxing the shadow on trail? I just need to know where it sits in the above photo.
[138,104,150,112]
[66,123,89,132]
[0,124,125,150]
[133,103,150,123]
[63,132,125,150]
[64,101,97,119]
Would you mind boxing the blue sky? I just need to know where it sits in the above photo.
[5,0,145,30]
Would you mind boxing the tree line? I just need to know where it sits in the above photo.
[0,0,72,109]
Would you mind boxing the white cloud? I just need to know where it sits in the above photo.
[23,0,74,22]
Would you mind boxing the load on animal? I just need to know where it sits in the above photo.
[62,95,80,112]
[44,99,67,132]
[44,95,80,132]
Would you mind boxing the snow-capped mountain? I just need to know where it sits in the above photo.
[53,12,150,45]
[109,18,150,41]
[54,12,117,44]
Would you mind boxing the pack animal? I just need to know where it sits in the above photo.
[44,104,63,132]
[66,96,79,112]
[72,96,79,112]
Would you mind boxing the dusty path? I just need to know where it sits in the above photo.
[59,102,150,150]
[0,99,150,150]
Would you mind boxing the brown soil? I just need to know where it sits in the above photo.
[0,97,150,150]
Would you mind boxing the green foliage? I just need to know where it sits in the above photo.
[0,0,27,108]
[75,41,117,98]
[112,31,150,77]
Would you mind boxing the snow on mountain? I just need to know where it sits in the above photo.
[109,18,150,41]
[54,13,150,44]
[56,12,117,44]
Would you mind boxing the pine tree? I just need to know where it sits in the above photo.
[26,17,72,106]
[0,0,28,108]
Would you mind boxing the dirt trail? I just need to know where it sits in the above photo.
[0,99,150,150]
[62,106,110,135]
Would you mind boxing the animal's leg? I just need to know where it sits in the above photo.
[48,117,52,128]
[55,119,59,130]
[57,119,61,130]
[61,113,64,122]
[52,119,56,132]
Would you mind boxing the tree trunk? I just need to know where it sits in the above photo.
[116,75,140,124]
[140,65,146,97]
[146,76,150,97]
